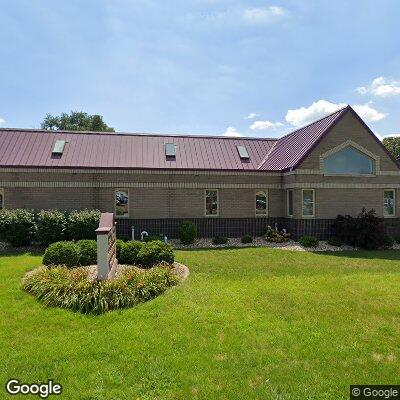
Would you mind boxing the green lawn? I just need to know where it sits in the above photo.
[1,248,400,399]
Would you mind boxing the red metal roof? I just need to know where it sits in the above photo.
[258,106,349,171]
[0,129,277,171]
[1,106,388,172]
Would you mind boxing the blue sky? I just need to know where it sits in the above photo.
[1,0,399,138]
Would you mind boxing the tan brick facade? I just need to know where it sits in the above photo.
[0,111,399,234]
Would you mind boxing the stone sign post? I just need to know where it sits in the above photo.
[95,213,117,280]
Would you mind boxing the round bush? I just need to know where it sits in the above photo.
[179,221,197,245]
[36,210,67,246]
[119,241,144,265]
[137,240,174,268]
[43,241,80,268]
[212,236,228,245]
[0,209,36,247]
[327,236,342,247]
[241,234,253,244]
[67,209,101,241]
[116,239,125,260]
[383,235,395,249]
[77,240,97,266]
[143,234,163,243]
[299,235,319,248]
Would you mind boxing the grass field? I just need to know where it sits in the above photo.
[1,248,400,399]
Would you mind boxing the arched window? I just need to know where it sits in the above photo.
[323,146,374,174]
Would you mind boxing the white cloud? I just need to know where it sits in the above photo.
[0,117,5,126]
[243,6,285,24]
[285,100,386,127]
[357,76,400,97]
[285,100,346,127]
[249,120,283,130]
[246,113,258,119]
[223,126,242,137]
[352,103,386,122]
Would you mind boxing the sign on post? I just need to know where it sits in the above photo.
[95,213,117,280]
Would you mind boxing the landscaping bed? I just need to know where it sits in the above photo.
[169,237,376,251]
[22,262,186,315]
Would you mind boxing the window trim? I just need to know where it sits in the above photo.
[287,189,293,217]
[115,188,129,218]
[302,189,315,218]
[255,189,268,217]
[320,140,380,176]
[383,189,396,218]
[204,189,219,217]
[0,188,4,210]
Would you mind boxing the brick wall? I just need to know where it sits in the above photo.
[116,217,400,240]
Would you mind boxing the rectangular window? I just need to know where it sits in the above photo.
[302,189,315,218]
[383,189,395,217]
[255,190,268,216]
[115,189,129,218]
[205,190,219,216]
[0,188,4,210]
[287,189,293,217]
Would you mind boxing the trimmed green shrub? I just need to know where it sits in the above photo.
[395,237,400,244]
[143,234,163,243]
[327,236,342,247]
[67,209,101,240]
[299,235,319,247]
[332,208,387,249]
[43,241,80,268]
[383,236,395,249]
[77,240,97,266]
[22,265,179,315]
[137,240,174,268]
[0,209,36,247]
[241,234,253,244]
[179,221,197,245]
[116,239,125,260]
[212,236,228,245]
[119,241,144,265]
[36,210,67,246]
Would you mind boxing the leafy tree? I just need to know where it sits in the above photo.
[382,136,400,161]
[41,111,114,132]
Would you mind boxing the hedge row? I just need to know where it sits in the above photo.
[0,209,100,247]
[43,239,174,269]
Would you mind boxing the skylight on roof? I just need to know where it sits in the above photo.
[52,140,66,155]
[237,145,249,159]
[165,143,176,157]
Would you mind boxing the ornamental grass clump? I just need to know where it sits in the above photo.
[22,265,179,315]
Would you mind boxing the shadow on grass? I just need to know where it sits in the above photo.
[318,249,400,261]
[0,246,44,257]
[176,246,400,261]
